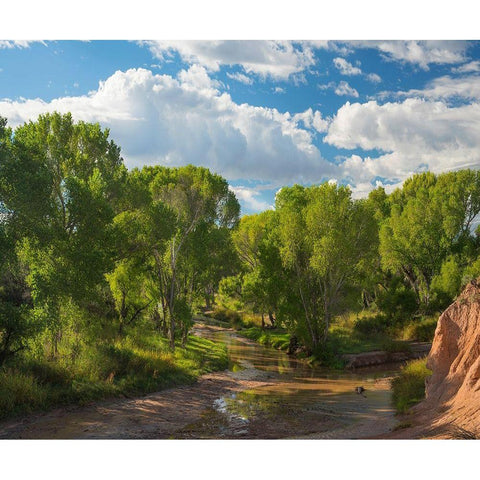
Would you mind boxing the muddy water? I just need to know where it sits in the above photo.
[178,325,400,439]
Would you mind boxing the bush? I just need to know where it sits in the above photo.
[0,331,229,420]
[211,306,242,329]
[376,281,418,322]
[391,358,431,413]
[353,314,389,336]
[22,358,73,386]
[0,369,47,418]
[401,316,438,342]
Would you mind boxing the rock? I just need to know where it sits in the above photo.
[419,281,480,435]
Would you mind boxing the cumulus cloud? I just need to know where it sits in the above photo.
[347,40,469,69]
[142,40,316,80]
[325,98,480,192]
[292,108,329,133]
[229,186,273,212]
[334,81,359,98]
[396,74,480,101]
[333,57,362,76]
[366,73,382,83]
[0,67,334,187]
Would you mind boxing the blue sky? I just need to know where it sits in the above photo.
[2,40,480,214]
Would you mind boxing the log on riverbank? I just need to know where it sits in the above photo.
[342,342,431,369]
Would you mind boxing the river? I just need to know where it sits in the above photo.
[0,323,401,439]
[176,323,400,439]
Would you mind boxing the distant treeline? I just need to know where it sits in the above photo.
[1,112,480,366]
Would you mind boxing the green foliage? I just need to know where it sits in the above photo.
[239,327,291,351]
[391,358,432,413]
[380,339,411,354]
[209,305,242,329]
[380,171,480,308]
[0,330,227,419]
[353,314,390,336]
[275,183,378,348]
[401,316,438,342]
[375,279,418,322]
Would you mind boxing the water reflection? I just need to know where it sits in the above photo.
[183,325,400,439]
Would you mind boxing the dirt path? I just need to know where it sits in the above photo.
[0,368,277,439]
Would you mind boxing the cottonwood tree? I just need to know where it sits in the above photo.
[0,113,126,355]
[230,210,283,327]
[115,165,240,349]
[380,171,480,308]
[276,183,377,348]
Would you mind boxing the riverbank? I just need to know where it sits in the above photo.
[0,332,228,422]
[0,323,401,439]
[214,318,431,370]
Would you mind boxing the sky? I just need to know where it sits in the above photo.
[1,39,480,214]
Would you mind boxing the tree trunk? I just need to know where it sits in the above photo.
[205,289,211,310]
[268,311,276,327]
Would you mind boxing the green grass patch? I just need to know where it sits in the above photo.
[0,333,228,420]
[391,358,432,413]
[239,327,291,351]
[327,324,389,354]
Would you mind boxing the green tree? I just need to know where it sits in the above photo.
[116,165,240,349]
[380,171,480,308]
[276,183,377,348]
[0,113,127,355]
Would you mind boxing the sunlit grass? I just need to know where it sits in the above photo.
[0,332,228,420]
[391,358,432,413]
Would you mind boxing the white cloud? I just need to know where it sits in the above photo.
[142,40,315,80]
[334,81,359,98]
[1,67,334,187]
[347,40,469,69]
[453,61,480,73]
[0,40,34,49]
[226,72,254,85]
[274,87,285,94]
[333,57,362,76]
[325,98,480,191]
[229,186,273,212]
[292,108,329,133]
[396,74,480,100]
[366,73,382,83]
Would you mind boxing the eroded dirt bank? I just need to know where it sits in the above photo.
[385,282,480,439]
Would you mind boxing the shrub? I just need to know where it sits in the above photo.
[391,358,431,413]
[353,314,389,336]
[375,280,418,322]
[0,369,47,418]
[401,316,438,342]
[211,306,242,329]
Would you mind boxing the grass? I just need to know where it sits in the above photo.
[391,358,432,413]
[239,326,291,350]
[400,315,438,342]
[0,333,228,420]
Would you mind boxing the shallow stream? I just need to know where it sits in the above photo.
[177,325,401,439]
